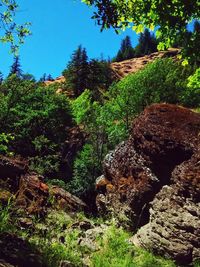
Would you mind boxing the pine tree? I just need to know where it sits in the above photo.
[9,56,23,78]
[63,45,89,97]
[39,73,47,82]
[115,36,135,62]
[135,29,158,57]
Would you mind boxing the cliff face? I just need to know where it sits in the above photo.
[96,104,200,265]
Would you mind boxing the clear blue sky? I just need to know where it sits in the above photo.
[0,0,139,79]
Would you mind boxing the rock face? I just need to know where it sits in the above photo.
[96,103,200,265]
[111,48,180,79]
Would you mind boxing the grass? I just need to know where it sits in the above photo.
[91,224,176,267]
[1,205,193,267]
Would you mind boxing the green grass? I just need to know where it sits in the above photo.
[91,224,176,267]
[0,206,182,267]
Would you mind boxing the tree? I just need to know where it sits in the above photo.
[9,56,22,77]
[135,29,158,57]
[82,0,200,60]
[115,35,135,62]
[63,45,89,97]
[0,0,30,53]
[87,59,113,100]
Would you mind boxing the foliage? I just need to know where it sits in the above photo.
[181,67,200,107]
[0,132,14,155]
[115,35,135,62]
[106,58,194,128]
[63,46,113,98]
[0,0,31,53]
[9,55,22,77]
[0,197,15,233]
[87,58,114,101]
[91,223,176,267]
[0,75,73,176]
[63,45,89,97]
[135,29,158,57]
[68,143,100,196]
[82,0,200,61]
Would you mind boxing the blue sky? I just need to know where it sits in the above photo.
[0,0,139,79]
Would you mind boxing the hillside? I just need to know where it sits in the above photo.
[45,48,180,85]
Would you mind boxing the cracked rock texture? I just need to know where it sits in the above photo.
[96,103,200,265]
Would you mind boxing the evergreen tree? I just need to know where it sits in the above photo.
[135,29,158,57]
[47,74,54,81]
[9,56,23,78]
[115,36,135,62]
[0,72,3,84]
[63,45,89,97]
[39,73,47,82]
[87,59,113,100]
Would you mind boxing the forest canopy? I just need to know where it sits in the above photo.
[82,0,200,57]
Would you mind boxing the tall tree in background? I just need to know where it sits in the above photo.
[9,56,23,78]
[87,59,114,100]
[115,36,135,62]
[135,29,158,57]
[63,45,89,97]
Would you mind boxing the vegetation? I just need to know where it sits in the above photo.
[63,45,113,98]
[0,0,31,53]
[0,75,73,177]
[82,0,200,60]
[0,204,177,267]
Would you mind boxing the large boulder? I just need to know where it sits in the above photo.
[96,103,200,265]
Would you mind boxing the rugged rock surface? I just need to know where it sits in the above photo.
[0,233,47,267]
[96,103,200,265]
[0,156,87,214]
[111,48,180,79]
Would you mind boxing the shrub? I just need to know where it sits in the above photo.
[0,76,73,177]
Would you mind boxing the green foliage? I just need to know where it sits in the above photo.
[115,35,135,62]
[9,55,23,78]
[0,197,15,233]
[0,75,73,176]
[63,46,113,98]
[135,29,158,57]
[63,45,89,97]
[0,132,14,155]
[107,58,194,127]
[0,0,31,53]
[181,67,200,107]
[83,0,200,62]
[91,223,176,267]
[68,144,100,196]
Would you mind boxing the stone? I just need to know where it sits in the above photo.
[96,103,200,265]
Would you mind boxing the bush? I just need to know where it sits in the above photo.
[181,67,200,107]
[0,75,73,177]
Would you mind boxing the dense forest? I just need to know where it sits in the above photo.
[0,1,200,267]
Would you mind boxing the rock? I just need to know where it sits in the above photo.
[50,186,87,212]
[16,173,49,214]
[133,183,200,265]
[15,174,87,214]
[0,233,46,267]
[96,103,200,264]
[0,156,27,191]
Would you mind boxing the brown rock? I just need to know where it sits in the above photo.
[96,103,200,264]
[0,156,27,191]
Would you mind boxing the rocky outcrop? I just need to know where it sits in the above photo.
[0,156,87,214]
[96,103,200,265]
[111,48,180,79]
